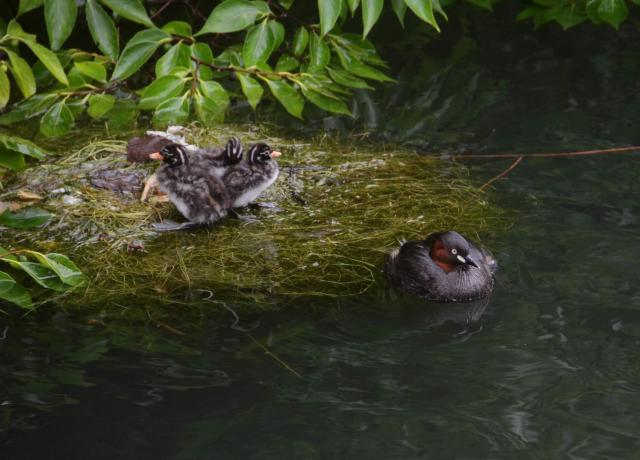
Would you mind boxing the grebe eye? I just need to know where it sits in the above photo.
[451,248,457,255]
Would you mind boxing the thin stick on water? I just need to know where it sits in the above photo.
[478,156,524,192]
[197,289,258,332]
[452,145,640,160]
[245,333,302,379]
[196,289,300,378]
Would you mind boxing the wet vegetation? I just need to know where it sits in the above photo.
[1,125,502,310]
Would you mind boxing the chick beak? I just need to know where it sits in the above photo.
[149,151,163,161]
[270,150,282,158]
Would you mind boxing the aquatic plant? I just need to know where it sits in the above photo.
[0,125,503,309]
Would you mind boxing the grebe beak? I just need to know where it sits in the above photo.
[149,151,163,161]
[459,255,478,268]
[270,150,282,158]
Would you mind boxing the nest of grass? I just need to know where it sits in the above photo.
[1,124,503,309]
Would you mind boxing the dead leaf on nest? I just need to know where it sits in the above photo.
[17,190,44,201]
[0,201,28,213]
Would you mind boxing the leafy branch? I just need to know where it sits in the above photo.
[0,0,636,136]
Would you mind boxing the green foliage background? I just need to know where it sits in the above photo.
[0,0,635,138]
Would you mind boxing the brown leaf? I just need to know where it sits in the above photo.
[17,190,44,201]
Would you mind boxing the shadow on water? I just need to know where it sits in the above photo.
[3,4,640,459]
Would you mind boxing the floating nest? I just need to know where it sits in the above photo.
[0,125,504,309]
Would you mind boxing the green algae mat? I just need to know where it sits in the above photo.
[0,125,502,309]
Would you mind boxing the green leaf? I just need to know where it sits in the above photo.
[40,101,74,137]
[268,20,285,50]
[553,6,586,29]
[195,80,229,124]
[0,68,9,110]
[74,61,107,82]
[275,54,299,72]
[2,258,67,291]
[331,33,385,65]
[0,94,57,125]
[300,85,351,115]
[86,0,119,60]
[65,99,86,118]
[0,208,51,229]
[362,0,383,38]
[111,28,172,80]
[44,0,77,50]
[597,0,628,28]
[194,91,225,125]
[465,0,493,10]
[152,96,190,126]
[309,32,331,72]
[0,133,48,161]
[0,18,6,36]
[292,27,309,56]
[87,93,115,118]
[25,251,86,287]
[6,50,36,99]
[199,80,230,109]
[139,75,186,110]
[237,73,263,109]
[0,271,32,309]
[191,42,214,80]
[334,46,393,81]
[391,0,407,26]
[347,0,360,14]
[405,0,441,32]
[17,39,69,85]
[265,79,304,119]
[196,0,267,35]
[156,42,191,77]
[18,0,44,16]
[243,20,275,67]
[0,151,25,170]
[98,0,154,27]
[318,0,343,36]
[191,42,214,64]
[106,98,138,129]
[66,66,88,87]
[327,66,372,89]
[162,21,192,37]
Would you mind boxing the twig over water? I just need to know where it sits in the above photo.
[478,156,523,192]
[452,145,640,160]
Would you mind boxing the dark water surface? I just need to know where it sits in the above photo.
[3,8,640,459]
